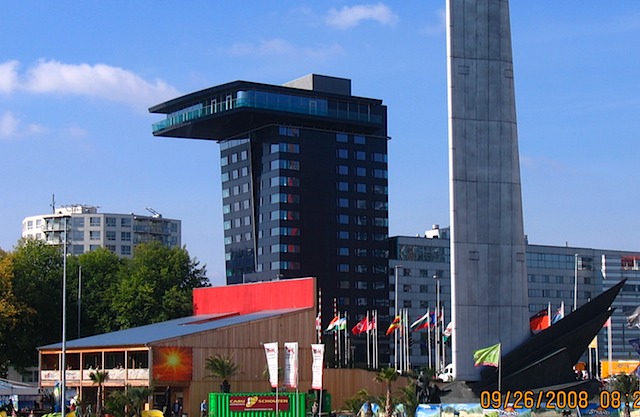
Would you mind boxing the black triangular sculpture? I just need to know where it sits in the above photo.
[475,279,626,391]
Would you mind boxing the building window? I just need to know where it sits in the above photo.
[106,231,116,241]
[337,214,349,225]
[355,183,366,193]
[270,193,300,204]
[354,135,366,144]
[106,217,116,227]
[121,218,131,228]
[337,149,348,159]
[337,182,349,192]
[337,231,349,240]
[337,165,349,175]
[355,232,367,241]
[121,231,131,241]
[356,265,368,273]
[338,247,349,256]
[356,200,367,209]
[271,176,299,187]
[74,217,85,227]
[121,245,131,256]
[72,245,84,255]
[403,300,412,308]
[336,133,348,143]
[221,156,229,166]
[106,245,116,253]
[90,217,101,227]
[271,160,300,170]
[338,264,349,272]
[373,153,387,163]
[89,231,101,241]
[355,151,366,161]
[337,198,349,208]
[271,143,300,153]
[373,185,388,195]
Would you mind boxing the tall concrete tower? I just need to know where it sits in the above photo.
[447,0,529,381]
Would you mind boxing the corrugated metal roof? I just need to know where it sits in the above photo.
[39,308,307,350]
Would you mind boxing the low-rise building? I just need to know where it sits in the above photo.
[22,205,181,257]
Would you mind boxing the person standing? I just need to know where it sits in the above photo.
[200,400,207,417]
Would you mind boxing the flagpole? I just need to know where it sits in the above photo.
[374,310,379,369]
[317,288,322,344]
[498,342,502,393]
[366,311,371,368]
[441,306,445,368]
[427,308,432,370]
[405,309,410,371]
[608,318,612,377]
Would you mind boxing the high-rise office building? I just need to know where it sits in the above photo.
[22,205,181,257]
[150,74,390,341]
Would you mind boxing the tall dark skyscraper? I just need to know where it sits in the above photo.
[150,74,390,346]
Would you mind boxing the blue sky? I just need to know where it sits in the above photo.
[1,2,639,287]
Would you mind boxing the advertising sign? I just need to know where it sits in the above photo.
[229,395,290,412]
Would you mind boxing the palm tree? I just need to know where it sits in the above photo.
[90,370,109,417]
[126,386,153,417]
[606,373,640,402]
[374,367,399,417]
[205,354,241,393]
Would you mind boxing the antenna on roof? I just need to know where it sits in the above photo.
[51,194,56,214]
[145,207,162,218]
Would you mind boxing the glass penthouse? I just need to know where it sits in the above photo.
[150,74,390,338]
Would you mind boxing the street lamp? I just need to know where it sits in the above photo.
[60,215,70,414]
[433,272,441,372]
[394,265,402,370]
[574,254,578,312]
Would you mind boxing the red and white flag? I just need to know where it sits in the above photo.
[284,342,298,388]
[311,344,324,390]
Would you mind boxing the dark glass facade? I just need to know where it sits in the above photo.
[150,76,390,352]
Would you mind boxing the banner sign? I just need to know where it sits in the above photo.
[264,342,279,388]
[284,342,298,389]
[229,396,290,412]
[311,343,324,390]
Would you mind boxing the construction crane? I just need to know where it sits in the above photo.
[145,207,162,218]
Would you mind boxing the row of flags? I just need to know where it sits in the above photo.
[321,309,451,337]
[529,301,565,333]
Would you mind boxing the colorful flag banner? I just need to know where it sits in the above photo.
[283,342,298,389]
[530,308,550,332]
[315,312,322,332]
[410,310,430,332]
[443,321,453,342]
[552,301,565,324]
[311,344,324,390]
[473,342,500,367]
[352,317,369,335]
[629,339,640,355]
[386,316,401,336]
[264,342,278,388]
[325,316,340,332]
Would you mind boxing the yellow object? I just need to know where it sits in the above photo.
[601,360,640,379]
[66,412,76,417]
[1,410,8,417]
[142,410,164,417]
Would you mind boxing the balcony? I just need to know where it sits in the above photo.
[40,368,150,383]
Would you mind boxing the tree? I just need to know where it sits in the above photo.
[0,251,28,375]
[110,242,209,329]
[374,367,399,417]
[606,373,640,402]
[8,239,64,369]
[90,370,109,417]
[205,354,241,393]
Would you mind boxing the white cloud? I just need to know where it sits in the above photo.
[0,59,179,111]
[421,8,446,35]
[326,3,398,30]
[0,111,46,140]
[228,38,344,60]
[0,60,20,93]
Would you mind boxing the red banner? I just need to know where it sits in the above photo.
[229,396,290,412]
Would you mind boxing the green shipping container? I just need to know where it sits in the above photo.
[209,392,308,417]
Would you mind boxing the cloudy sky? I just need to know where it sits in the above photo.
[2,2,640,286]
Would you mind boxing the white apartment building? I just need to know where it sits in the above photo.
[22,205,181,258]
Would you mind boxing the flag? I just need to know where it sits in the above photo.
[473,342,500,367]
[552,301,565,324]
[604,317,611,328]
[588,335,598,349]
[352,317,369,335]
[315,312,321,332]
[386,316,401,336]
[337,317,347,331]
[629,339,640,355]
[311,344,324,390]
[530,308,550,332]
[283,342,298,389]
[368,316,377,331]
[264,342,279,388]
[626,306,640,328]
[325,316,340,332]
[410,310,430,332]
[443,321,453,342]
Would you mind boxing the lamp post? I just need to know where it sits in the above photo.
[394,265,402,370]
[61,216,69,414]
[434,272,441,372]
[574,254,578,312]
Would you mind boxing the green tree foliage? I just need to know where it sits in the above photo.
[205,354,241,392]
[9,239,64,369]
[111,241,208,329]
[90,369,109,417]
[606,373,640,401]
[374,367,399,417]
[105,386,153,417]
[0,239,208,372]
